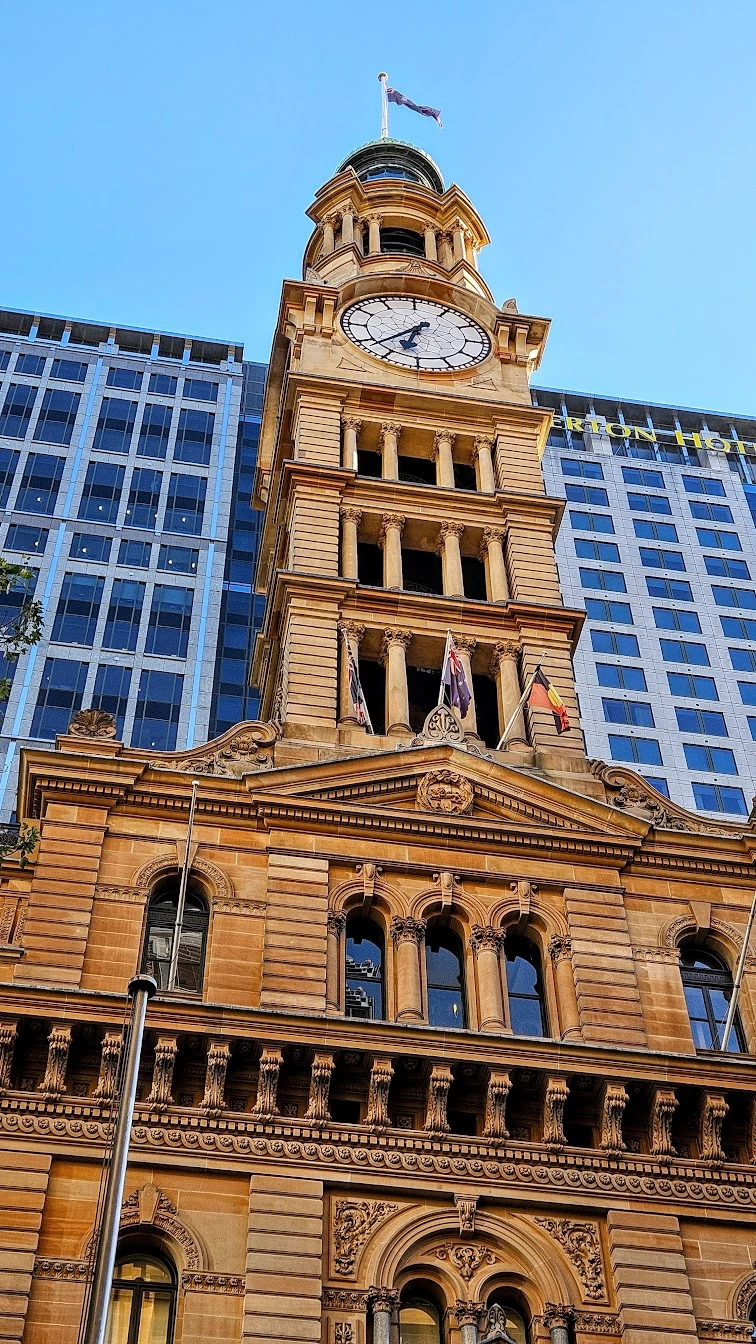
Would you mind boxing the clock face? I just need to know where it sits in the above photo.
[341,296,492,372]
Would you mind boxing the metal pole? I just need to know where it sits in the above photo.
[438,630,452,706]
[496,650,547,750]
[82,973,157,1344]
[378,72,389,138]
[167,779,200,991]
[721,886,756,1051]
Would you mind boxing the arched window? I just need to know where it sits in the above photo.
[750,1301,756,1341]
[505,936,547,1037]
[142,885,209,993]
[345,917,384,1020]
[680,944,745,1051]
[380,227,425,257]
[399,1298,442,1344]
[426,925,466,1028]
[105,1249,176,1344]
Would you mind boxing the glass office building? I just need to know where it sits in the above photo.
[535,387,756,818]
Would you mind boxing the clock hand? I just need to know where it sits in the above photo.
[386,321,430,345]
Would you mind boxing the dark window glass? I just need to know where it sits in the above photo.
[5,524,47,555]
[505,935,547,1037]
[15,352,45,376]
[675,707,727,735]
[0,449,19,508]
[644,776,670,797]
[125,467,162,528]
[137,403,172,458]
[646,577,693,601]
[639,547,686,571]
[680,944,744,1050]
[596,663,647,690]
[602,698,655,726]
[653,607,701,633]
[70,533,111,562]
[747,717,756,742]
[634,518,678,541]
[565,484,609,506]
[380,226,425,255]
[102,579,145,651]
[692,782,747,815]
[569,510,614,534]
[712,585,756,610]
[732,648,756,672]
[145,585,193,657]
[183,377,218,402]
[148,372,178,395]
[721,615,756,640]
[696,527,741,550]
[16,452,64,514]
[683,474,726,497]
[738,681,756,705]
[426,926,466,1028]
[667,672,718,700]
[608,734,663,765]
[92,397,137,453]
[574,538,620,562]
[345,917,384,1020]
[705,555,750,579]
[141,888,207,992]
[0,384,37,438]
[164,474,206,534]
[131,669,183,749]
[683,743,737,773]
[0,351,10,371]
[91,664,131,738]
[627,491,672,514]
[106,366,142,390]
[622,465,664,487]
[30,657,88,738]
[660,639,710,666]
[51,358,87,382]
[51,572,104,645]
[579,567,626,592]
[174,408,214,465]
[33,388,80,445]
[158,544,198,574]
[118,539,151,568]
[105,1251,176,1344]
[690,500,733,522]
[584,598,633,623]
[590,630,640,657]
[78,461,124,523]
[561,457,603,478]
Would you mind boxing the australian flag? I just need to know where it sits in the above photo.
[343,629,373,731]
[441,634,471,718]
[387,87,442,127]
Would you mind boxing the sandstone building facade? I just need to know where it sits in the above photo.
[0,139,754,1344]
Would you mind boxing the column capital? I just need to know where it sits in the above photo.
[379,421,402,442]
[369,1287,400,1314]
[380,628,412,663]
[542,1303,573,1331]
[364,212,383,225]
[548,933,572,964]
[452,1301,486,1328]
[390,916,426,945]
[454,634,477,655]
[327,909,347,935]
[489,640,520,673]
[432,429,456,454]
[379,513,406,546]
[477,527,506,561]
[471,924,506,956]
[341,415,362,432]
[438,520,465,544]
[340,506,363,525]
[338,619,365,643]
[472,434,495,458]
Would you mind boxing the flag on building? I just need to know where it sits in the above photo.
[440,633,471,717]
[386,87,442,127]
[343,630,373,731]
[528,667,570,734]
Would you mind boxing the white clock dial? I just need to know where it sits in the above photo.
[341,296,491,372]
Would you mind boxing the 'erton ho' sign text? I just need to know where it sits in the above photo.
[553,415,756,456]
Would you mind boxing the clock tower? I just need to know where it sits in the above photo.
[252,137,591,792]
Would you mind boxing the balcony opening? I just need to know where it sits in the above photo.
[360,658,386,734]
[357,542,383,586]
[403,549,443,595]
[447,1109,478,1135]
[357,448,382,478]
[472,674,500,748]
[398,454,435,486]
[380,227,425,257]
[407,665,438,730]
[330,1098,361,1124]
[453,462,477,491]
[462,556,487,600]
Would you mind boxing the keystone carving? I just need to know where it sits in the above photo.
[543,1076,569,1148]
[146,1037,177,1111]
[417,770,474,815]
[366,1058,393,1131]
[201,1040,231,1116]
[483,1070,511,1140]
[700,1091,728,1163]
[38,1024,71,1098]
[333,1200,399,1276]
[251,1046,283,1119]
[599,1082,628,1154]
[0,1021,17,1094]
[67,708,118,738]
[535,1219,606,1300]
[93,1031,123,1103]
[424,1063,453,1136]
[435,1242,497,1282]
[454,1193,478,1235]
[650,1086,678,1158]
[305,1053,334,1124]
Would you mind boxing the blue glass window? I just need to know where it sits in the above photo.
[596,663,647,690]
[720,616,756,640]
[0,351,10,372]
[660,639,710,666]
[705,555,750,579]
[102,579,145,651]
[5,524,47,555]
[738,681,756,706]
[682,474,726,496]
[622,466,664,488]
[78,461,125,523]
[148,372,177,395]
[667,672,718,700]
[92,397,137,453]
[609,734,663,765]
[579,567,626,592]
[731,649,756,672]
[131,669,183,749]
[644,776,670,797]
[137,404,172,458]
[183,378,218,402]
[675,707,727,735]
[748,718,756,742]
[692,783,747,815]
[574,538,620,562]
[0,384,37,438]
[696,527,741,551]
[653,607,701,633]
[345,917,384,1019]
[627,492,672,514]
[683,743,737,773]
[634,518,678,541]
[125,468,162,528]
[157,544,198,574]
[565,484,609,506]
[16,453,64,513]
[51,358,87,382]
[712,586,756,610]
[173,408,214,465]
[646,577,693,601]
[569,510,614,533]
[426,926,466,1028]
[91,664,132,738]
[505,936,547,1036]
[681,944,745,1048]
[33,388,80,445]
[15,352,45,376]
[145,585,193,657]
[639,547,686,571]
[51,572,104,645]
[561,457,603,478]
[603,698,654,726]
[118,539,151,568]
[0,449,19,508]
[70,533,111,562]
[690,500,733,522]
[106,366,142,390]
[164,474,206,535]
[584,598,633,623]
[590,630,640,657]
[31,657,88,738]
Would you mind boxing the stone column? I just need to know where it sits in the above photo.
[440,232,454,268]
[490,641,527,746]
[452,224,466,263]
[338,621,365,725]
[471,926,507,1031]
[380,421,401,479]
[479,527,509,602]
[391,917,425,1021]
[454,635,478,737]
[381,629,412,735]
[326,910,346,1011]
[371,1289,399,1344]
[379,513,405,590]
[340,507,362,579]
[341,417,362,470]
[453,1302,485,1344]
[322,216,336,254]
[367,214,382,254]
[341,207,355,246]
[432,430,456,487]
[438,521,465,597]
[543,1304,572,1344]
[473,435,496,492]
[424,227,438,262]
[547,935,582,1040]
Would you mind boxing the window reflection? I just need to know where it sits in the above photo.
[505,936,547,1037]
[680,944,744,1051]
[105,1252,175,1344]
[142,888,208,993]
[345,918,384,1020]
[399,1299,441,1344]
[426,926,466,1028]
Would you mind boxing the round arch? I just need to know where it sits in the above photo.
[133,854,233,907]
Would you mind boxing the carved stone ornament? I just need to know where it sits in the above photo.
[734,1271,756,1322]
[471,926,506,957]
[333,1200,399,1276]
[599,1082,628,1154]
[366,1058,394,1131]
[93,1031,123,1103]
[182,1272,245,1295]
[323,1290,372,1310]
[483,1071,511,1140]
[251,1046,283,1119]
[571,1312,622,1338]
[535,1219,606,1300]
[700,1091,728,1163]
[305,1053,334,1124]
[543,1076,569,1148]
[698,1323,754,1342]
[38,1024,71,1098]
[590,760,733,834]
[146,1037,177,1111]
[424,1064,453,1136]
[117,1184,202,1270]
[34,1258,90,1281]
[390,917,426,946]
[542,1303,573,1331]
[409,704,492,759]
[0,1021,17,1094]
[548,935,572,965]
[480,1303,518,1344]
[435,1242,497,1282]
[650,1086,678,1158]
[454,1193,478,1234]
[417,770,474,816]
[369,1286,400,1313]
[150,720,278,776]
[334,1324,354,1344]
[67,708,118,739]
[453,1301,486,1329]
[201,1040,231,1116]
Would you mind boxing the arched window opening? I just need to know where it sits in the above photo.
[483,1296,530,1344]
[380,227,425,257]
[426,925,466,1028]
[399,1294,442,1344]
[142,883,209,993]
[105,1249,176,1344]
[749,1301,756,1341]
[680,943,745,1051]
[345,917,384,1020]
[505,936,547,1037]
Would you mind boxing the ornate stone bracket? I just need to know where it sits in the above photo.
[146,1036,177,1111]
[700,1091,728,1164]
[366,1058,393,1131]
[483,1071,511,1140]
[38,1024,71,1099]
[251,1046,283,1119]
[424,1063,453,1136]
[201,1040,231,1116]
[650,1086,678,1158]
[543,1076,569,1148]
[93,1031,123,1103]
[454,1193,478,1235]
[535,1218,606,1300]
[599,1082,628,1154]
[305,1053,334,1124]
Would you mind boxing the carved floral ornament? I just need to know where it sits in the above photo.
[590,760,742,835]
[435,1241,498,1282]
[147,720,279,776]
[534,1219,606,1301]
[67,708,118,739]
[417,770,474,816]
[333,1199,400,1277]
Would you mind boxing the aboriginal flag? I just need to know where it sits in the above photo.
[528,667,570,734]
[387,87,443,127]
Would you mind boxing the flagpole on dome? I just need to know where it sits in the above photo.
[496,651,548,751]
[378,72,389,138]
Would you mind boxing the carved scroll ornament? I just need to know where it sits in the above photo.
[435,1242,497,1282]
[535,1218,606,1300]
[333,1200,398,1277]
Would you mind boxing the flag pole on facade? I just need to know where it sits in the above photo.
[342,626,374,732]
[496,651,548,750]
[167,778,200,991]
[439,629,472,719]
[378,72,389,139]
[720,886,756,1051]
[438,631,452,706]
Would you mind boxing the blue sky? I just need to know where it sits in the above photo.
[3,1,756,414]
